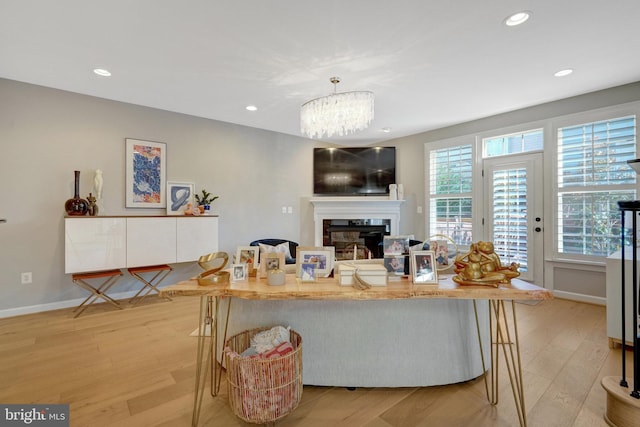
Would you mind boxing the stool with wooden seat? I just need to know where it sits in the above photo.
[71,269,124,317]
[127,264,173,305]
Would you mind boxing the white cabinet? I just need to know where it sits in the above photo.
[126,217,176,267]
[177,216,219,262]
[65,216,219,274]
[605,247,640,346]
[65,218,126,274]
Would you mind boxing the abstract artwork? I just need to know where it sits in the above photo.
[125,138,167,208]
[167,181,194,214]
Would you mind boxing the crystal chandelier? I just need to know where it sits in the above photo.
[300,77,374,139]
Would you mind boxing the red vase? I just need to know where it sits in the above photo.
[65,170,89,216]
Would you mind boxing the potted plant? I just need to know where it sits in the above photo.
[194,189,219,214]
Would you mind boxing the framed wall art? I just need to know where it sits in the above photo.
[125,138,167,208]
[166,181,194,215]
[410,250,438,284]
[295,246,335,278]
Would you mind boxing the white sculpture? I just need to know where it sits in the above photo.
[389,184,398,200]
[93,169,103,200]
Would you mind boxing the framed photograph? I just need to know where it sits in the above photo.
[383,235,411,255]
[166,181,194,214]
[296,246,335,278]
[236,246,259,266]
[411,250,438,284]
[232,263,247,281]
[384,255,406,275]
[300,262,317,282]
[426,235,458,271]
[259,251,285,278]
[125,138,167,208]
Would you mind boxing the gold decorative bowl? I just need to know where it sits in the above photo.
[197,270,230,286]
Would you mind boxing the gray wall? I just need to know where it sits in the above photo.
[0,79,318,312]
[2,78,640,314]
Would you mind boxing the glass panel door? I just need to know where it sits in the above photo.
[484,153,543,284]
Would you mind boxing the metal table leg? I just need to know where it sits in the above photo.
[191,295,232,427]
[474,299,527,427]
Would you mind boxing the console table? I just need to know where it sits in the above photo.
[64,216,218,315]
[160,274,552,427]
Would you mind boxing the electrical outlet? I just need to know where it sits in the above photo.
[21,272,32,284]
[287,206,293,214]
[417,206,423,214]
[281,206,287,214]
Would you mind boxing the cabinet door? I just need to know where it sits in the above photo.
[176,216,219,263]
[126,218,176,267]
[65,218,126,273]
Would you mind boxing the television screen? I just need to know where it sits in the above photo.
[313,147,396,195]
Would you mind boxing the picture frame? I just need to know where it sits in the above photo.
[236,246,260,266]
[426,234,458,271]
[410,250,438,284]
[300,262,317,282]
[166,181,194,215]
[125,138,167,208]
[232,263,247,281]
[384,255,406,275]
[259,251,285,278]
[296,246,335,278]
[383,235,411,255]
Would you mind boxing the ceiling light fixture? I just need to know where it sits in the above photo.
[300,77,374,139]
[246,105,258,111]
[554,69,574,77]
[93,68,111,77]
[553,68,573,77]
[504,11,531,26]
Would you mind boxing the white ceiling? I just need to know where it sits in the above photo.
[2,0,639,145]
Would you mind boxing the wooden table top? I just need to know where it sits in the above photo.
[160,273,553,301]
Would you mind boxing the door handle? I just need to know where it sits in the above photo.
[535,227,542,232]
[0,219,6,224]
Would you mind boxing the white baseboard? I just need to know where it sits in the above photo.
[552,290,606,306]
[0,290,141,319]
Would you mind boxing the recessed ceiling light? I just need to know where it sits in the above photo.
[381,127,391,133]
[93,68,111,77]
[554,69,574,77]
[246,105,258,111]
[504,11,531,26]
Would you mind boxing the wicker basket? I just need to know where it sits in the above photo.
[224,327,303,424]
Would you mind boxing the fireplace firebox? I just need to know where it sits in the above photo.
[323,219,390,260]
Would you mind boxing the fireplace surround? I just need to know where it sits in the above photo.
[310,197,403,258]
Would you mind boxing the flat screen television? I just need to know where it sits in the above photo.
[313,147,396,196]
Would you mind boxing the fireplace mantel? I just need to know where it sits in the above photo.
[310,197,403,246]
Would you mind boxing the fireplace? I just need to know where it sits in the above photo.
[311,197,403,259]
[324,219,390,259]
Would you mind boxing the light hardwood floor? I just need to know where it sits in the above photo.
[0,295,634,427]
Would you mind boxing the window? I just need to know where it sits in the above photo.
[428,144,473,245]
[556,115,636,257]
[483,129,543,158]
